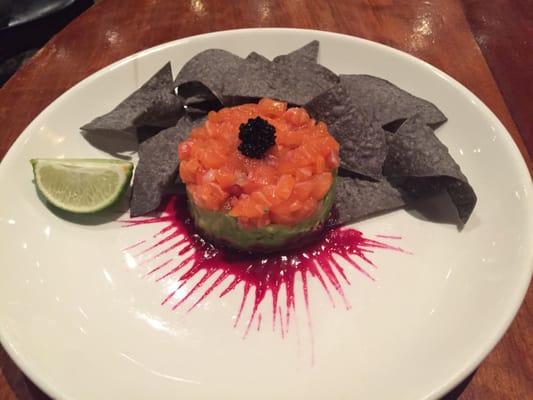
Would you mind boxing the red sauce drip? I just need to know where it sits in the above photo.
[122,196,404,339]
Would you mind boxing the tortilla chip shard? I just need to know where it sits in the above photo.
[305,84,387,181]
[81,62,182,142]
[329,176,406,227]
[222,45,338,106]
[175,49,244,96]
[130,116,202,217]
[383,114,476,224]
[339,74,447,131]
[273,40,320,64]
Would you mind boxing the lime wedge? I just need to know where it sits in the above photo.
[31,158,133,213]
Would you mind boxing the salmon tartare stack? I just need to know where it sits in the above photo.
[178,98,340,252]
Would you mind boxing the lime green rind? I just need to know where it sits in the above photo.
[30,158,133,166]
[188,181,335,253]
[31,158,133,214]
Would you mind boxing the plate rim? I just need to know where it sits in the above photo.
[0,27,531,400]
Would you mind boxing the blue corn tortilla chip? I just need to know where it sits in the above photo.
[130,116,205,217]
[81,63,182,142]
[222,48,338,106]
[328,176,407,227]
[118,44,476,228]
[383,114,476,224]
[273,40,319,64]
[175,50,242,116]
[175,49,244,96]
[221,52,277,105]
[276,57,338,105]
[177,43,336,107]
[339,75,447,131]
[221,53,275,105]
[177,80,223,117]
[246,51,271,63]
[177,51,273,108]
[305,84,387,180]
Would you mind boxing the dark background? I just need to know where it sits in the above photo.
[0,0,95,85]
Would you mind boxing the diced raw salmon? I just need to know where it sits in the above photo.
[179,159,200,183]
[311,172,333,200]
[275,174,296,200]
[178,98,339,227]
[258,98,287,117]
[188,182,228,210]
[292,181,314,202]
[284,107,310,127]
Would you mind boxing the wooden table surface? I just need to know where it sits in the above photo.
[0,0,531,399]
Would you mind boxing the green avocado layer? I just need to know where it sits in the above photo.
[188,181,335,253]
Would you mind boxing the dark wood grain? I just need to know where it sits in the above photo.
[462,0,533,158]
[0,1,531,399]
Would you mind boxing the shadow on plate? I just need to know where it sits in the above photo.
[81,129,138,160]
[405,192,462,228]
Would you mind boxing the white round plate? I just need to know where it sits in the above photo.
[0,29,531,400]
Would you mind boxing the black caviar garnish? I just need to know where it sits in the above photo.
[238,117,276,159]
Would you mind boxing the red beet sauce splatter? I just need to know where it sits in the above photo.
[121,196,404,338]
